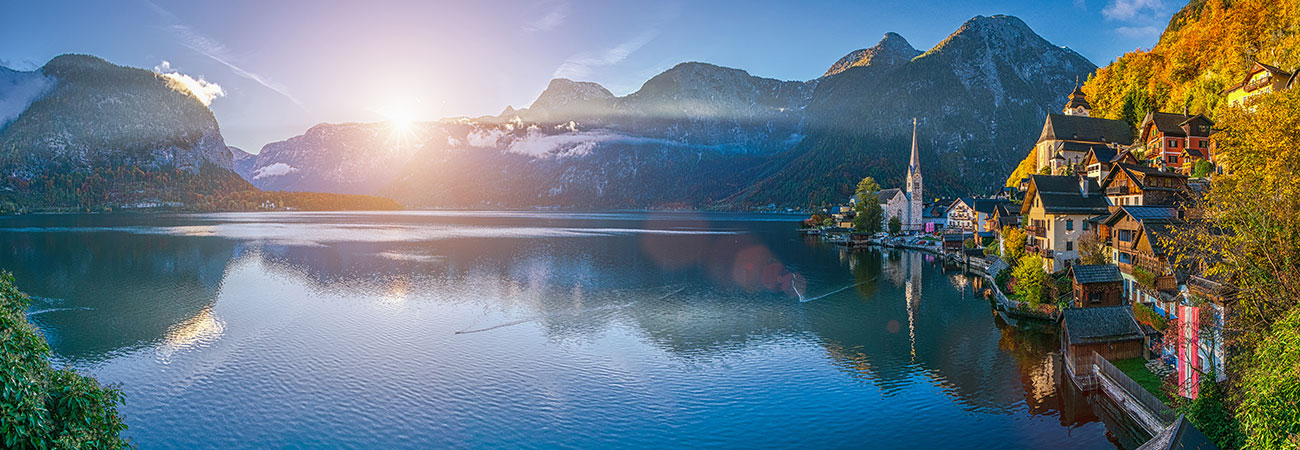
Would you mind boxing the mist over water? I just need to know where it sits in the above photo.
[0,212,1141,449]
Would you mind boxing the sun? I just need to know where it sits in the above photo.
[371,103,424,150]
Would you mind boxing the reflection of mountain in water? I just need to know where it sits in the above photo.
[1,231,234,360]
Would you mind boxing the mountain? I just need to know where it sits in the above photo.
[229,146,257,180]
[0,55,250,210]
[243,15,1094,209]
[824,32,922,77]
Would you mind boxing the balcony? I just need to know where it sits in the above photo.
[1041,248,1054,258]
[1115,238,1135,251]
[1106,186,1130,196]
[1025,225,1045,238]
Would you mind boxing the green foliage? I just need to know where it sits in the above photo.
[983,239,999,257]
[1133,301,1168,332]
[852,177,883,233]
[1236,306,1300,449]
[1181,380,1244,450]
[1132,265,1158,289]
[1112,357,1170,403]
[1192,159,1215,178]
[887,215,902,235]
[962,238,978,249]
[1011,255,1049,305]
[0,272,129,449]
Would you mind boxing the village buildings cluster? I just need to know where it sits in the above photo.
[811,61,1293,406]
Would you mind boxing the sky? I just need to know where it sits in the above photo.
[0,0,1180,152]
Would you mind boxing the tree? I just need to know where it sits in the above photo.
[0,272,129,448]
[1192,159,1215,178]
[852,177,883,233]
[1078,231,1109,265]
[1001,226,1028,262]
[888,215,902,235]
[1011,255,1050,305]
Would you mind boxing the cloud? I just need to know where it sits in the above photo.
[252,162,299,179]
[1102,0,1168,21]
[553,30,658,79]
[524,2,568,32]
[1073,0,1086,10]
[153,61,225,105]
[145,1,303,108]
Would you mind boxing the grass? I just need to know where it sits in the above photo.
[1112,357,1170,403]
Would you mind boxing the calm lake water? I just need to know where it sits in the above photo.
[0,211,1147,449]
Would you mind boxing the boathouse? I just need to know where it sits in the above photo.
[1069,264,1124,308]
[1061,306,1145,380]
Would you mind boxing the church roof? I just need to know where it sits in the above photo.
[878,188,902,202]
[1066,83,1090,110]
[1038,114,1134,145]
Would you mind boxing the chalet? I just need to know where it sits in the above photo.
[1100,206,1183,316]
[1222,61,1293,107]
[1061,306,1145,384]
[1020,175,1111,272]
[1032,87,1134,173]
[1082,145,1129,180]
[1138,112,1215,169]
[972,198,1013,233]
[922,206,948,233]
[1069,264,1124,308]
[946,197,976,231]
[1100,163,1190,207]
[992,203,1020,230]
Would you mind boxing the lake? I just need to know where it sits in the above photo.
[0,211,1147,449]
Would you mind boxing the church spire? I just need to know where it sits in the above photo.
[909,117,920,173]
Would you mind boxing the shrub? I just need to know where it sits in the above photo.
[1011,255,1049,305]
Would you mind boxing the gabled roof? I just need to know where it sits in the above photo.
[1039,114,1134,145]
[1100,163,1189,193]
[1101,205,1182,227]
[923,206,947,218]
[878,188,902,202]
[1224,61,1294,93]
[1071,264,1123,284]
[1021,175,1108,215]
[1182,147,1207,160]
[993,203,1019,218]
[1084,146,1119,165]
[972,198,1012,214]
[1142,112,1192,137]
[1062,305,1144,345]
[1137,415,1220,450]
[948,197,975,211]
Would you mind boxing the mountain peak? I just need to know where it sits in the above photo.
[824,32,921,77]
[526,78,614,116]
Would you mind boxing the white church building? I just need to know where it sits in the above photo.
[879,118,924,232]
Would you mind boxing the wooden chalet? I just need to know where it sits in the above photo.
[1082,145,1137,181]
[1100,206,1184,315]
[1139,112,1215,169]
[1069,264,1124,308]
[1100,163,1190,207]
[1223,61,1293,107]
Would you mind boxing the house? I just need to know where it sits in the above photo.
[971,199,1013,233]
[1100,206,1184,316]
[946,197,976,231]
[1061,306,1146,383]
[1020,175,1112,272]
[942,231,971,253]
[1100,163,1190,207]
[1138,112,1215,169]
[1175,272,1237,397]
[1083,146,1121,180]
[922,205,947,233]
[992,203,1020,231]
[831,205,855,229]
[1069,264,1124,308]
[1033,87,1134,173]
[1222,61,1292,107]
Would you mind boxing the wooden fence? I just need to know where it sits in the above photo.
[1092,351,1175,425]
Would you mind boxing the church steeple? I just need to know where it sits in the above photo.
[905,117,923,232]
[1064,76,1091,116]
[909,117,920,174]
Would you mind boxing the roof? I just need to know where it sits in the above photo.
[1182,147,1207,159]
[1143,111,1193,137]
[1066,84,1090,110]
[923,206,947,218]
[1062,306,1144,345]
[1071,264,1122,284]
[1038,114,1134,145]
[948,197,975,210]
[1102,163,1189,193]
[878,188,902,202]
[993,203,1019,218]
[1137,415,1220,450]
[972,199,1011,214]
[1101,206,1183,227]
[1085,146,1118,164]
[1021,175,1109,215]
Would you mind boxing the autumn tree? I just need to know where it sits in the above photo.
[1077,231,1109,265]
[1001,226,1027,262]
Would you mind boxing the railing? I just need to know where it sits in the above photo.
[1041,248,1054,258]
[1244,75,1274,93]
[1092,351,1175,425]
[1025,225,1045,237]
[1107,186,1130,196]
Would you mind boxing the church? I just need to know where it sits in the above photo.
[879,118,924,232]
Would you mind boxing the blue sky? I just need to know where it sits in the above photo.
[0,0,1180,151]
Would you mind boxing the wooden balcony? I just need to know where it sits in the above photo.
[1025,225,1045,238]
[1115,238,1135,252]
[1041,248,1054,258]
[1106,186,1131,196]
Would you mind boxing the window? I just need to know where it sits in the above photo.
[1169,155,1179,164]
[1083,221,1090,231]
[1118,230,1133,242]
[1118,252,1133,264]
[1066,241,1074,251]
[1089,292,1102,304]
[1169,139,1178,148]
[1066,219,1074,231]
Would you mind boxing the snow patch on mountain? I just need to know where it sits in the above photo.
[0,67,55,130]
